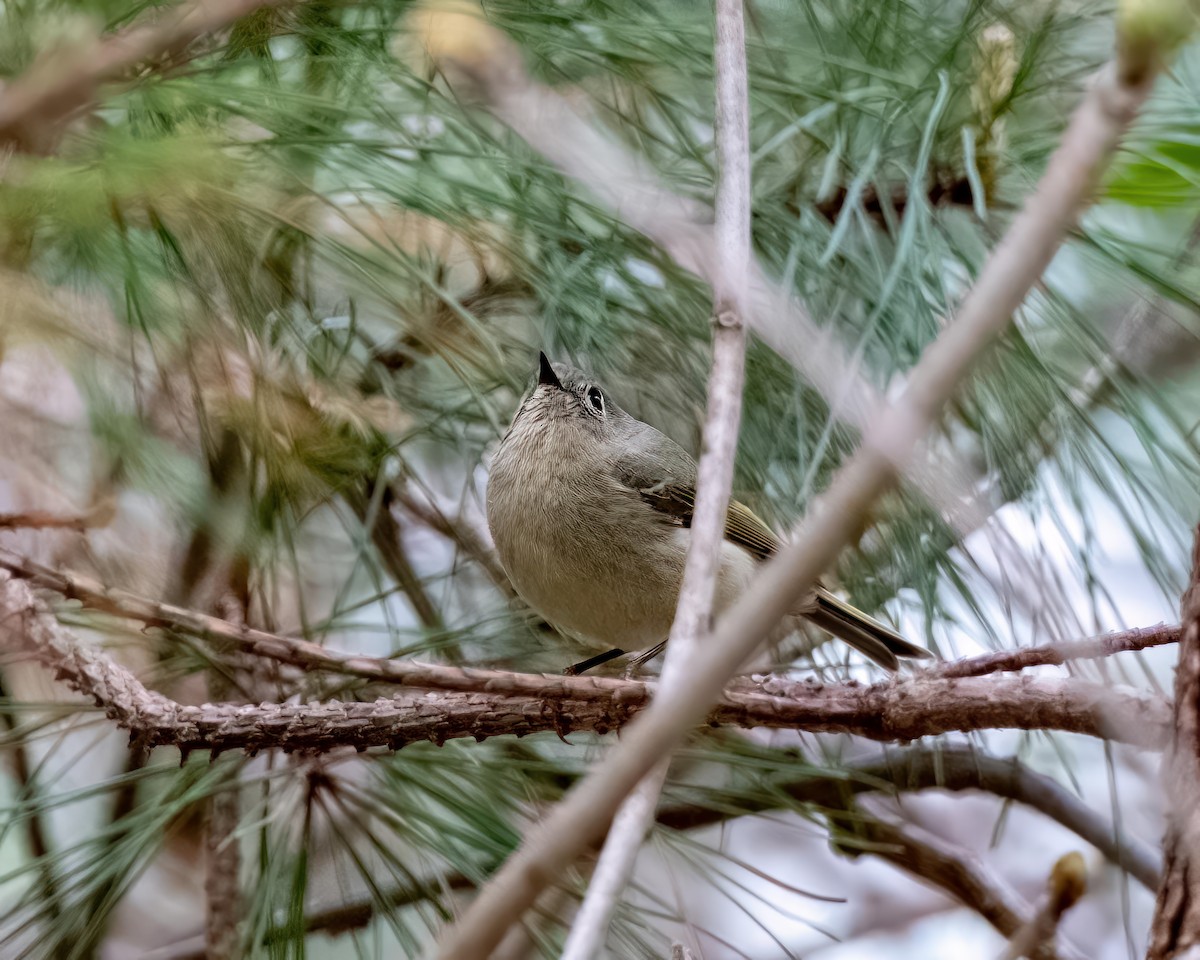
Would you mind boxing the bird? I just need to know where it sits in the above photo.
[485,353,931,674]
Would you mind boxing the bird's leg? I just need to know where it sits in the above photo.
[623,640,668,678]
[562,647,626,676]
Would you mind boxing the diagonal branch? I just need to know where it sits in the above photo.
[839,811,1084,960]
[433,35,1162,957]
[933,623,1180,679]
[0,0,289,154]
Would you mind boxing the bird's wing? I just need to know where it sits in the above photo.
[612,430,780,561]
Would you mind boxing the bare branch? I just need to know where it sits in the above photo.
[845,812,1083,960]
[933,623,1180,679]
[0,549,1176,701]
[1148,523,1200,958]
[562,2,754,955]
[0,0,288,154]
[0,571,1166,755]
[657,744,1161,890]
[1001,852,1088,960]
[0,511,90,532]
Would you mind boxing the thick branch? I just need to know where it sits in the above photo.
[1147,524,1200,958]
[0,572,1167,755]
[149,743,1148,956]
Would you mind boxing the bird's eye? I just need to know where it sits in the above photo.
[586,386,605,414]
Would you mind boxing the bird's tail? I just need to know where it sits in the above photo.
[804,587,932,671]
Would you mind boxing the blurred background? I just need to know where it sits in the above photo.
[0,0,1198,957]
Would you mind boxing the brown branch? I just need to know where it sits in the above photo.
[841,812,1083,960]
[0,511,90,532]
[0,549,1178,700]
[1147,523,1200,958]
[0,0,288,154]
[147,744,1143,956]
[0,571,1169,756]
[657,744,1161,890]
[933,623,1180,679]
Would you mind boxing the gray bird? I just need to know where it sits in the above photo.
[486,353,931,673]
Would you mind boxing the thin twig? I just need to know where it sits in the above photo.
[561,2,753,956]
[932,623,1180,678]
[656,744,1160,890]
[0,512,90,532]
[433,46,1159,958]
[0,550,1177,699]
[1000,852,1088,960]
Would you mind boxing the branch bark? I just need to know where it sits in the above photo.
[841,812,1083,960]
[433,44,1159,959]
[657,744,1161,890]
[0,549,1176,697]
[1,571,1168,754]
[1147,523,1200,958]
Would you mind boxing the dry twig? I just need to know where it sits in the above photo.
[1001,852,1088,960]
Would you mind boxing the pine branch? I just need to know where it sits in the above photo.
[0,550,1177,695]
[2,569,1168,754]
[143,741,1151,957]
[657,744,1160,890]
[416,3,986,532]
[837,810,1084,960]
[0,0,290,154]
[931,623,1180,678]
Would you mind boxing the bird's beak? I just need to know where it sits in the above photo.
[538,352,564,390]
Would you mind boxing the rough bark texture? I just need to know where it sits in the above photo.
[1147,525,1200,958]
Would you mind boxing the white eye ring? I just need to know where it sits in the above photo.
[586,386,605,414]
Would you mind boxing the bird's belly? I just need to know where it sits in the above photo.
[500,521,758,651]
